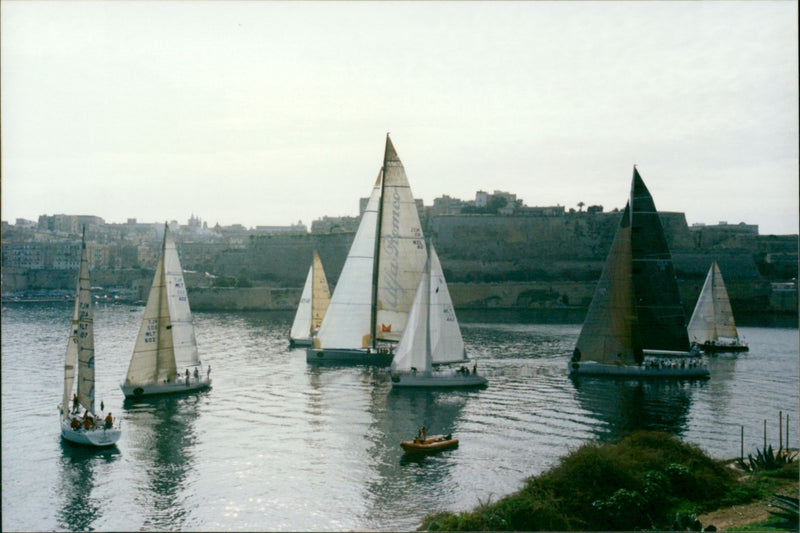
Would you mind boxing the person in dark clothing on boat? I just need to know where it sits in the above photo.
[194,367,199,381]
[473,362,477,375]
[185,368,190,386]
[104,413,113,429]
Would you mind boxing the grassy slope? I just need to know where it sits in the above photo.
[419,431,797,531]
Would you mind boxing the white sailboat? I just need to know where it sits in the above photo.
[289,251,331,347]
[688,261,748,352]
[390,245,487,388]
[121,224,211,398]
[60,229,121,447]
[307,134,427,364]
[569,168,709,378]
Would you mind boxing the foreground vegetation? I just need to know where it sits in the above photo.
[419,431,798,531]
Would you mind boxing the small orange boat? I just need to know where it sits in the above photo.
[400,434,459,454]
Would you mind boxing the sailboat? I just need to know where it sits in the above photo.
[390,245,487,388]
[60,229,121,447]
[121,223,211,398]
[569,167,709,378]
[307,134,427,364]
[289,251,331,347]
[688,261,748,352]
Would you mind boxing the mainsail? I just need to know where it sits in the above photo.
[373,135,428,343]
[63,230,95,416]
[575,203,643,366]
[688,261,739,344]
[630,168,690,352]
[125,224,198,385]
[391,245,466,374]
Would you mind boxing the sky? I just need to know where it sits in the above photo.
[1,1,798,235]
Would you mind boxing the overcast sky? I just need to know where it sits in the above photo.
[2,1,797,234]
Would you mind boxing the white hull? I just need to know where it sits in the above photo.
[306,347,393,366]
[61,419,121,447]
[121,376,211,398]
[391,371,488,388]
[568,360,709,379]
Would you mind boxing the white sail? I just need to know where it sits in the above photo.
[428,246,466,364]
[125,224,198,385]
[63,232,95,416]
[310,250,331,334]
[391,245,466,373]
[575,203,642,366]
[290,265,314,340]
[688,261,739,344]
[314,173,382,350]
[374,136,427,342]
[163,227,199,368]
[391,254,431,373]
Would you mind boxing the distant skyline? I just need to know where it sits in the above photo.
[2,1,798,235]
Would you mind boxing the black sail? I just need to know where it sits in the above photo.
[629,167,690,352]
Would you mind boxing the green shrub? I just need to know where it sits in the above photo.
[419,431,741,531]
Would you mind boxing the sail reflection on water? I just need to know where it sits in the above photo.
[570,376,706,441]
[56,442,120,531]
[122,396,201,530]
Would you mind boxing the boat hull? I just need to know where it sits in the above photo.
[391,371,487,388]
[61,419,121,447]
[694,342,749,353]
[400,435,459,454]
[568,361,710,379]
[121,376,211,399]
[306,348,393,366]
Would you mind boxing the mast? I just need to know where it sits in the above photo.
[424,242,433,372]
[156,222,167,377]
[369,134,390,350]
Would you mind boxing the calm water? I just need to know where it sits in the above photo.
[2,303,797,532]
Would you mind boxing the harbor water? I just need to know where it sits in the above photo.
[2,302,797,531]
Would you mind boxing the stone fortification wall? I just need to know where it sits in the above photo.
[188,286,301,311]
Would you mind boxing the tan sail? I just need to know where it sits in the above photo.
[575,203,642,366]
[310,251,331,333]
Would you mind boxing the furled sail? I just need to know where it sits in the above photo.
[575,203,643,366]
[64,230,95,415]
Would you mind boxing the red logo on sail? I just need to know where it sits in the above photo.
[381,324,392,332]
